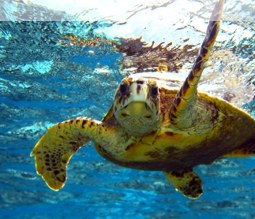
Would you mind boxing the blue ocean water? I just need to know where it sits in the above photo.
[1,1,255,219]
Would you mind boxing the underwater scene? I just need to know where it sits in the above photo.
[1,0,255,218]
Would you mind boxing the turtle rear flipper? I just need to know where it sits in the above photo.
[225,136,255,158]
[164,169,203,199]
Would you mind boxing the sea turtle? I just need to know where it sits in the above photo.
[31,0,255,199]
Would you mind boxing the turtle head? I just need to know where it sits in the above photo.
[113,77,160,136]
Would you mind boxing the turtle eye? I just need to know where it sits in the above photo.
[119,83,129,96]
[150,85,158,98]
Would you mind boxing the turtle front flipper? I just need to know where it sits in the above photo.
[164,169,203,199]
[169,0,224,128]
[31,117,119,190]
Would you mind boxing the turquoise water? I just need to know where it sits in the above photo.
[1,1,255,219]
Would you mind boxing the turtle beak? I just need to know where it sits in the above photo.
[126,82,149,104]
[115,79,155,111]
